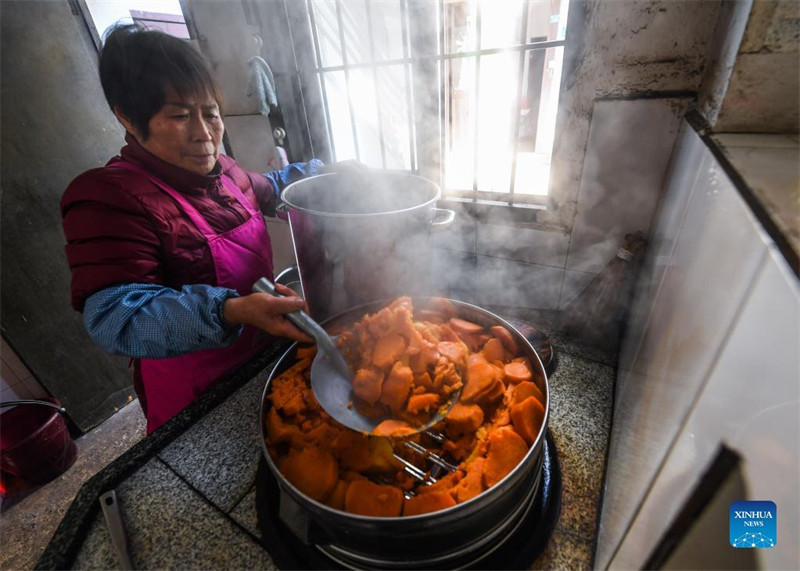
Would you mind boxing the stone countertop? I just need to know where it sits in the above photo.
[36,337,615,570]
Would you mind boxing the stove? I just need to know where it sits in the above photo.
[255,430,561,570]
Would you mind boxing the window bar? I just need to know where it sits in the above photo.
[334,0,361,162]
[471,3,482,201]
[364,0,387,169]
[313,39,566,73]
[399,0,416,172]
[508,0,530,204]
[306,0,337,163]
[438,0,447,191]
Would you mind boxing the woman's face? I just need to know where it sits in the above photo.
[128,91,224,175]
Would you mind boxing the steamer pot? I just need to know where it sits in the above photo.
[279,171,454,321]
[259,298,549,568]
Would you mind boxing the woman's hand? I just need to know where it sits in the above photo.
[223,284,312,342]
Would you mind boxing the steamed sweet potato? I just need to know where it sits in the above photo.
[345,480,404,517]
[295,345,317,360]
[483,428,528,487]
[462,361,502,403]
[510,381,544,406]
[265,407,303,445]
[407,393,441,414]
[380,361,414,413]
[279,446,339,501]
[408,344,440,373]
[373,419,416,437]
[503,361,533,384]
[403,490,457,516]
[448,317,484,335]
[489,325,518,353]
[437,341,468,367]
[455,457,486,503]
[481,337,506,364]
[353,368,384,405]
[445,402,484,435]
[510,396,545,445]
[418,309,446,324]
[326,479,349,511]
[468,352,488,366]
[426,297,457,319]
[372,333,407,369]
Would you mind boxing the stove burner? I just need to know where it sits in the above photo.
[255,431,561,570]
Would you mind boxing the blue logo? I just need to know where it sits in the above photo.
[729,501,776,548]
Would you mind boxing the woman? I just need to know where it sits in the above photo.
[61,24,319,433]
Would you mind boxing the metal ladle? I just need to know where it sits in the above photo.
[252,278,460,435]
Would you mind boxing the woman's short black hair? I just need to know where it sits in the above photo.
[99,24,224,139]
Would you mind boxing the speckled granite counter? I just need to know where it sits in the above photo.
[36,336,615,570]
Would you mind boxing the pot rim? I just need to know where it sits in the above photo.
[280,171,442,219]
[259,297,550,523]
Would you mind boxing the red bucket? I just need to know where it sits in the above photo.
[0,398,78,484]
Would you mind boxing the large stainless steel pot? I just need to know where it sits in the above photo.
[280,171,454,321]
[259,298,549,569]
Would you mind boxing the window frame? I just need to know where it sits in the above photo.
[291,0,571,214]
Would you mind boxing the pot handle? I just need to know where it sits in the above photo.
[0,399,66,414]
[431,207,455,230]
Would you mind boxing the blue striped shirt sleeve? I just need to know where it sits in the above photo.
[83,283,243,359]
[264,159,324,198]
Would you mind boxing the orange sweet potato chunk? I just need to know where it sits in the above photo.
[448,317,484,335]
[510,381,544,406]
[266,408,303,445]
[490,325,518,354]
[326,479,349,511]
[345,480,404,517]
[437,341,468,367]
[379,361,414,413]
[373,419,416,437]
[455,457,486,503]
[481,337,506,364]
[372,333,407,369]
[510,396,545,445]
[353,368,384,405]
[462,361,502,403]
[483,428,528,487]
[279,446,339,502]
[403,490,456,516]
[445,402,484,435]
[504,361,533,384]
[407,393,441,414]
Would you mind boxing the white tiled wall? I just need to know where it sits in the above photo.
[597,120,800,568]
[1,337,47,402]
[612,243,800,569]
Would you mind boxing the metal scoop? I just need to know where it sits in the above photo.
[253,278,461,435]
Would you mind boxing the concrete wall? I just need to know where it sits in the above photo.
[0,0,134,430]
[714,0,800,132]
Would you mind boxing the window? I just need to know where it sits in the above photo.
[80,0,190,44]
[301,0,569,206]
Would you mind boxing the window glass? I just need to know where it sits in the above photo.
[313,0,343,68]
[322,71,356,162]
[444,57,477,191]
[377,65,412,170]
[476,52,519,193]
[350,67,382,166]
[341,0,371,65]
[480,0,524,50]
[84,0,188,40]
[370,1,404,62]
[514,45,564,196]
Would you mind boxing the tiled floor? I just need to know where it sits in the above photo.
[0,400,146,570]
